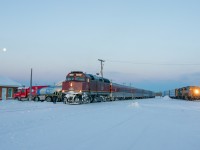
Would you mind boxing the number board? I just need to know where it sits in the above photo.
[76,73,83,77]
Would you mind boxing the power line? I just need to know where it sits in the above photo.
[106,60,200,66]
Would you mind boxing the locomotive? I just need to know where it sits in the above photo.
[163,86,200,100]
[62,71,155,104]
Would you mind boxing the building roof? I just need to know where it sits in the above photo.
[0,76,22,87]
[55,80,64,86]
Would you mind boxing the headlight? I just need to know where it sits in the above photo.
[194,89,200,95]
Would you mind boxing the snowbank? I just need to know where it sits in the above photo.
[128,101,139,108]
[162,95,171,100]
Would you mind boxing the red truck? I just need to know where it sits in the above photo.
[14,86,48,101]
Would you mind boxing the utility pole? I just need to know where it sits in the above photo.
[98,59,105,80]
[29,68,32,101]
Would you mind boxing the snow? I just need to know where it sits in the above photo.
[1,97,200,150]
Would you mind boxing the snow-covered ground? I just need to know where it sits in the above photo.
[1,97,200,150]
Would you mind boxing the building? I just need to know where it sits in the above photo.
[0,76,22,100]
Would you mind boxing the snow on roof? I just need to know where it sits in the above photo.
[0,76,22,87]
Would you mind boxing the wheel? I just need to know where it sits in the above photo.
[14,97,19,100]
[74,96,82,104]
[100,96,106,102]
[94,96,102,102]
[87,96,92,103]
[34,97,40,101]
[82,95,92,103]
[92,96,98,102]
[90,96,95,103]
[45,96,52,102]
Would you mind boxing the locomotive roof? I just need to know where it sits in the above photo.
[87,74,110,83]
[68,71,111,83]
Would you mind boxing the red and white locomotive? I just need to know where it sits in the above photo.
[62,71,155,104]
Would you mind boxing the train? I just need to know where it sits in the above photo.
[163,86,200,100]
[62,71,155,104]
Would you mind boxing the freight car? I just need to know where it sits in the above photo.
[163,86,200,100]
[62,71,155,104]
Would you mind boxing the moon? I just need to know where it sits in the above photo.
[3,48,7,52]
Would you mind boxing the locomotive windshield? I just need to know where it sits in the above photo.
[66,73,85,81]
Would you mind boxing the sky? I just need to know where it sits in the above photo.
[1,0,200,92]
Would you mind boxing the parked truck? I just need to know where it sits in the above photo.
[14,85,48,101]
[35,86,64,102]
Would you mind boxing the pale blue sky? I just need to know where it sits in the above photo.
[1,0,200,91]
